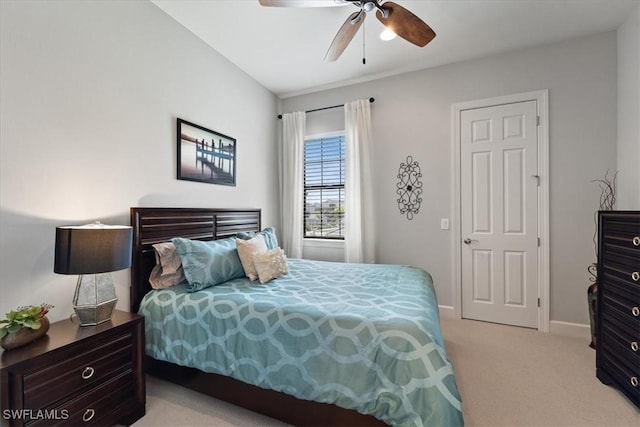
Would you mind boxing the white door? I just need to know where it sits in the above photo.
[460,100,539,328]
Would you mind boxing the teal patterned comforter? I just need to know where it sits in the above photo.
[139,259,463,427]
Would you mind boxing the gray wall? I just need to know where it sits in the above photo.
[617,4,640,210]
[282,32,618,326]
[0,0,280,322]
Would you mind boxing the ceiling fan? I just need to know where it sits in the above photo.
[258,0,436,62]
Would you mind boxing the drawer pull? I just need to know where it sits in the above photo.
[82,408,95,422]
[634,236,640,247]
[632,342,639,352]
[632,272,640,282]
[632,377,639,388]
[633,307,640,317]
[81,366,95,380]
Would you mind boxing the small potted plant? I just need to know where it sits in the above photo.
[0,303,53,351]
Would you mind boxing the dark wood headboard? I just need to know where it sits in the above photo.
[129,207,261,313]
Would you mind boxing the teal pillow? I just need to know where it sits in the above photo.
[172,237,245,292]
[236,226,278,250]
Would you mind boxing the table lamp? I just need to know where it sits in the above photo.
[54,222,132,326]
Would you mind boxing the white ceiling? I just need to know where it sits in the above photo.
[152,0,639,98]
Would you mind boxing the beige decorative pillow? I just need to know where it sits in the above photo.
[149,242,185,289]
[236,235,268,281]
[253,247,289,284]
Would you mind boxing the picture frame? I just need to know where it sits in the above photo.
[177,118,236,186]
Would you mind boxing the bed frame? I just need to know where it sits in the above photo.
[130,207,386,426]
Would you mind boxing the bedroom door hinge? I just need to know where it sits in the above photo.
[537,237,541,247]
[538,298,540,307]
[537,116,540,126]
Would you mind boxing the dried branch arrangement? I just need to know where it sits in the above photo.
[589,170,618,282]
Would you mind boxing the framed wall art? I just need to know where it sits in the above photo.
[177,118,236,186]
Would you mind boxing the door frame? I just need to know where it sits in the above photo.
[451,90,550,332]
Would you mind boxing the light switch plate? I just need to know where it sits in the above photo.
[441,218,449,230]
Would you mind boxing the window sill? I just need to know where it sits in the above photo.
[303,238,345,249]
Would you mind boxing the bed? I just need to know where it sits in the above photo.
[130,207,463,426]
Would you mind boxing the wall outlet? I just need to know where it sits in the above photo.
[441,218,449,230]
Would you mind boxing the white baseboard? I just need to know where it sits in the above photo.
[549,320,591,340]
[439,306,591,340]
[438,305,456,319]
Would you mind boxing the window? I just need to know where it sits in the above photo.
[304,134,345,239]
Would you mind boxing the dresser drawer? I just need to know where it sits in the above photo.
[28,370,135,426]
[599,347,640,406]
[601,244,640,276]
[600,213,640,246]
[23,332,133,409]
[602,263,640,292]
[601,311,640,351]
[600,277,640,322]
[600,322,640,372]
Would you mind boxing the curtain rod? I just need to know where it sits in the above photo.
[277,97,375,119]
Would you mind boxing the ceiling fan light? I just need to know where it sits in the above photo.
[363,1,376,13]
[380,27,397,41]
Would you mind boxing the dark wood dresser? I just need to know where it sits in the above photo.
[596,210,640,409]
[0,310,145,426]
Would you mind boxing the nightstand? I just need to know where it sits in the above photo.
[1,310,145,426]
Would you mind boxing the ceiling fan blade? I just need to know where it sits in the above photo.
[324,11,366,62]
[376,1,435,47]
[258,0,350,7]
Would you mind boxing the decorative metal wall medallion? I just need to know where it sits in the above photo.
[396,156,423,220]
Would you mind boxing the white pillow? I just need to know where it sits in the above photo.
[149,242,185,289]
[236,235,268,281]
[253,247,289,284]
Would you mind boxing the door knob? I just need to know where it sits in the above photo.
[464,238,478,244]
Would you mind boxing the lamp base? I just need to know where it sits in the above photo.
[74,298,118,326]
[73,273,118,326]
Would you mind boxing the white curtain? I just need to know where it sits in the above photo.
[279,111,305,258]
[344,99,375,263]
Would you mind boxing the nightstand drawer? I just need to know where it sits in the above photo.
[29,370,135,426]
[23,332,133,409]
